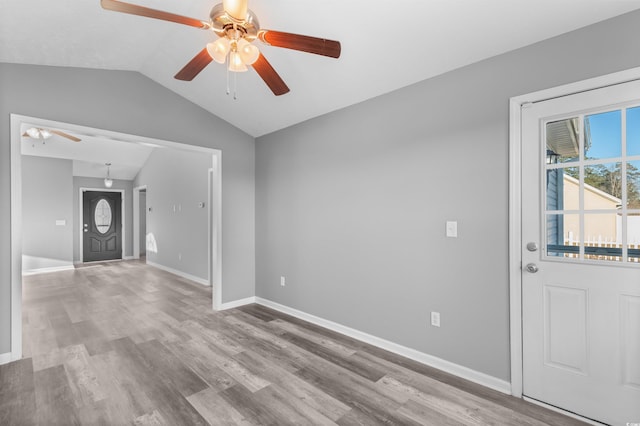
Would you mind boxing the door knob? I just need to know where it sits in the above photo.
[525,263,539,273]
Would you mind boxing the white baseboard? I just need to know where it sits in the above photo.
[255,297,512,395]
[219,296,256,311]
[0,352,14,366]
[22,265,75,276]
[146,261,209,286]
[123,255,135,260]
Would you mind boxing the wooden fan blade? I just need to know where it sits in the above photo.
[50,130,81,142]
[252,53,290,96]
[174,48,213,81]
[101,0,210,29]
[258,30,341,58]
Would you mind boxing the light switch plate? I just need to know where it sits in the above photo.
[446,221,458,238]
[431,312,441,327]
[55,219,66,226]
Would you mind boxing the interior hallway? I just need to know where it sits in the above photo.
[0,261,586,425]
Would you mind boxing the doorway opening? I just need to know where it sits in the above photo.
[9,114,223,362]
[133,186,147,263]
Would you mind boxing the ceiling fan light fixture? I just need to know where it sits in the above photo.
[207,38,230,64]
[229,51,248,72]
[237,38,259,65]
[222,0,247,21]
[25,127,52,139]
[100,0,340,96]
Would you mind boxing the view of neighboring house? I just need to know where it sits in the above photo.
[562,174,620,242]
[558,173,640,246]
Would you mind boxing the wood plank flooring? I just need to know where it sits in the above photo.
[0,260,586,425]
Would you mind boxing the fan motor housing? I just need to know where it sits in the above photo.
[209,3,260,41]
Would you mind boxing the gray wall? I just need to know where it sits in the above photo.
[134,148,211,281]
[21,156,74,271]
[256,10,640,381]
[0,65,255,354]
[72,177,134,262]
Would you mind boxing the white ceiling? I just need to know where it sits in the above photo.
[20,122,155,180]
[2,1,640,137]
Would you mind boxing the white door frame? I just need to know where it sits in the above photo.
[508,66,640,399]
[10,114,223,362]
[133,185,147,259]
[79,187,125,263]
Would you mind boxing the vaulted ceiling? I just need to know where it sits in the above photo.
[2,0,639,138]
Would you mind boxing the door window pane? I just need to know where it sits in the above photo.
[544,106,640,264]
[627,106,640,156]
[547,167,578,211]
[584,213,622,262]
[584,163,622,207]
[546,214,579,258]
[628,214,640,263]
[628,160,640,208]
[95,199,112,234]
[546,118,579,163]
[585,110,621,160]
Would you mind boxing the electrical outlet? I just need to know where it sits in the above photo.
[431,311,441,327]
[280,276,286,287]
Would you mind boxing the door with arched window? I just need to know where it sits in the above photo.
[83,190,122,262]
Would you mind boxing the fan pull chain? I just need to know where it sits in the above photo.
[226,54,231,96]
[233,71,238,100]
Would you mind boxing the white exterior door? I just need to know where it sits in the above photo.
[521,80,640,426]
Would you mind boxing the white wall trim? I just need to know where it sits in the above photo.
[255,297,512,395]
[132,185,147,259]
[204,295,512,394]
[10,114,23,361]
[0,352,14,366]
[147,260,209,287]
[508,65,640,398]
[22,265,75,276]
[210,159,223,311]
[219,296,256,311]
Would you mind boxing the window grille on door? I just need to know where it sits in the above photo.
[544,105,640,264]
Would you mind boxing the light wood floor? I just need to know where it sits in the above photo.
[0,260,586,425]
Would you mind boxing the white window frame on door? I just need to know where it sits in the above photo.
[509,66,640,398]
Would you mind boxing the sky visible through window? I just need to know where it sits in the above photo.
[586,106,640,159]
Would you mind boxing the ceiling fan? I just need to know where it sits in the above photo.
[100,0,341,96]
[22,127,81,142]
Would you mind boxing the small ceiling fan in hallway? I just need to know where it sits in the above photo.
[100,0,342,96]
[22,127,81,142]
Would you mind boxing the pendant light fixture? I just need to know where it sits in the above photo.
[104,163,113,188]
